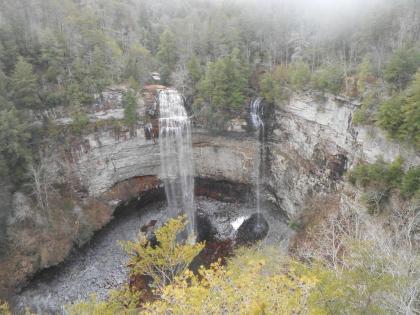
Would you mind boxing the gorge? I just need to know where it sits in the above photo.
[2,83,418,311]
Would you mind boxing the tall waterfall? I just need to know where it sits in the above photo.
[250,97,265,215]
[158,89,195,236]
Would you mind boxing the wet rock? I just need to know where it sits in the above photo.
[235,213,269,245]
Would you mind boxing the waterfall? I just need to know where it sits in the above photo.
[250,97,265,215]
[158,89,195,236]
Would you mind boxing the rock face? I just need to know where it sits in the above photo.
[0,88,257,296]
[266,92,420,217]
[3,87,419,297]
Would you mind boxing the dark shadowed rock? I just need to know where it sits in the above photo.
[235,213,269,245]
[195,210,218,243]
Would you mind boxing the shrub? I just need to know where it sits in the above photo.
[401,166,420,197]
[384,47,420,89]
[311,65,344,94]
[123,90,138,128]
[348,157,404,189]
[377,71,420,148]
[348,158,405,213]
[66,292,138,315]
[120,216,204,290]
[357,56,375,94]
[353,92,379,125]
[377,93,405,136]
[289,61,311,89]
[70,108,89,135]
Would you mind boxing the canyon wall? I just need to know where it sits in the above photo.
[2,87,419,297]
[267,92,420,218]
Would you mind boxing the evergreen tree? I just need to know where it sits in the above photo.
[0,105,31,182]
[187,55,201,88]
[401,71,420,147]
[123,90,138,129]
[10,56,41,109]
[195,49,248,127]
[157,29,178,84]
[384,47,420,90]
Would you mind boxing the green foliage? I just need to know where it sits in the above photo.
[187,55,201,88]
[348,157,419,211]
[348,157,404,189]
[377,71,420,148]
[384,47,420,89]
[259,72,283,104]
[311,64,344,94]
[157,29,178,84]
[123,90,138,128]
[125,43,155,86]
[401,71,420,147]
[377,93,405,136]
[352,92,379,125]
[348,157,404,213]
[194,48,249,128]
[357,56,374,94]
[121,216,204,290]
[289,61,311,89]
[70,107,89,135]
[400,166,420,197]
[10,56,40,109]
[0,105,31,183]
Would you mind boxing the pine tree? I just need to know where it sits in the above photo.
[123,90,137,128]
[0,105,31,182]
[10,56,41,109]
[157,29,178,84]
[401,71,420,148]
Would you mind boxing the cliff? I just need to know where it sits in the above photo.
[2,87,419,297]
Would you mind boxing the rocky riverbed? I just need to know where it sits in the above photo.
[10,197,290,314]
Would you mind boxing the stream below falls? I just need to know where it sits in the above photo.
[10,197,290,314]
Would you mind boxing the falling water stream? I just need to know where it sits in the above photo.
[250,97,265,217]
[158,89,195,236]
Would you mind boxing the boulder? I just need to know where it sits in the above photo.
[235,213,269,245]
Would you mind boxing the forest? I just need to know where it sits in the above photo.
[0,0,419,314]
[0,0,420,184]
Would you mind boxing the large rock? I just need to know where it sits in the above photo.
[235,213,269,245]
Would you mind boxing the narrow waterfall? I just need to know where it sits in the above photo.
[250,97,265,215]
[158,89,195,236]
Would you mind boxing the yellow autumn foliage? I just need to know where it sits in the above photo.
[142,246,317,315]
[120,215,205,290]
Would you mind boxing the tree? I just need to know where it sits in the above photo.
[194,49,248,128]
[357,56,374,94]
[121,216,204,290]
[311,64,344,94]
[0,105,31,183]
[125,43,155,86]
[289,61,311,90]
[10,56,41,109]
[377,93,405,138]
[157,29,178,84]
[123,90,138,134]
[187,55,201,87]
[384,47,420,89]
[400,71,420,148]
